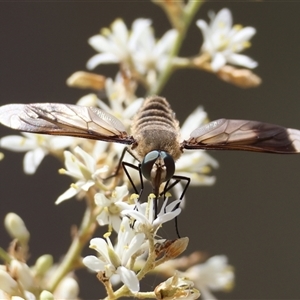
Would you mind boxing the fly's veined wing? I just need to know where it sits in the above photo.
[182,118,300,153]
[0,103,134,145]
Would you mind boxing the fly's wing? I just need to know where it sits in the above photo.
[0,103,134,145]
[182,118,300,153]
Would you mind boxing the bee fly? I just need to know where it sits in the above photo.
[1,96,300,208]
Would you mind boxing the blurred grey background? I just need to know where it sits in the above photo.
[0,1,300,299]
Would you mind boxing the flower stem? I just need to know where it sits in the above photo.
[47,200,97,292]
[148,0,204,95]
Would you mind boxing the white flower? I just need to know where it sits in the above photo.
[185,255,234,300]
[104,74,140,108]
[122,195,181,235]
[133,27,178,85]
[172,106,218,203]
[95,185,135,232]
[96,78,144,129]
[87,18,151,70]
[179,106,219,185]
[0,133,74,174]
[83,218,145,293]
[86,18,177,86]
[197,8,257,72]
[56,146,107,204]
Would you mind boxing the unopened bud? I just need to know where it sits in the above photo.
[40,290,54,300]
[4,213,30,244]
[0,270,18,295]
[54,277,79,299]
[10,259,34,290]
[76,93,99,107]
[66,71,106,90]
[33,254,53,276]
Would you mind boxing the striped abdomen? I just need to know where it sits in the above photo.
[131,96,182,160]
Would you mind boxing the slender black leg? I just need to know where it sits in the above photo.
[102,147,144,197]
[122,161,144,198]
[160,175,190,238]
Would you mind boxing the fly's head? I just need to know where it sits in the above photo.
[141,150,175,190]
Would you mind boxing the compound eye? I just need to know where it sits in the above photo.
[141,151,160,181]
[161,151,175,181]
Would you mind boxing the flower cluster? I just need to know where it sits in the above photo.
[87,18,178,87]
[0,213,80,300]
[197,8,257,72]
[0,2,263,299]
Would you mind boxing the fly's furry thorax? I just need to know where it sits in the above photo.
[131,96,182,160]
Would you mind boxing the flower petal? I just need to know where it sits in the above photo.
[88,35,112,53]
[211,52,226,71]
[114,185,128,199]
[180,107,207,140]
[0,135,36,152]
[81,180,95,191]
[94,192,110,206]
[121,233,145,266]
[89,237,110,261]
[111,19,129,46]
[86,53,120,70]
[153,29,177,57]
[48,136,74,150]
[226,53,258,69]
[129,18,152,50]
[117,266,139,293]
[211,8,232,33]
[55,187,78,204]
[231,26,256,44]
[23,148,46,174]
[196,19,208,36]
[82,255,106,272]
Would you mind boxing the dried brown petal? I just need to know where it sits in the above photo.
[217,65,262,88]
[155,237,189,260]
[155,273,200,300]
[66,71,106,90]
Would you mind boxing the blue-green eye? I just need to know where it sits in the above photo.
[141,151,160,181]
[141,151,175,182]
[161,151,175,181]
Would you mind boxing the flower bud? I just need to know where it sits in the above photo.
[10,259,34,290]
[0,270,18,295]
[4,213,30,244]
[33,254,53,276]
[54,277,79,299]
[39,290,54,300]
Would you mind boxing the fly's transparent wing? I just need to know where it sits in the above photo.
[0,103,134,145]
[182,118,300,153]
